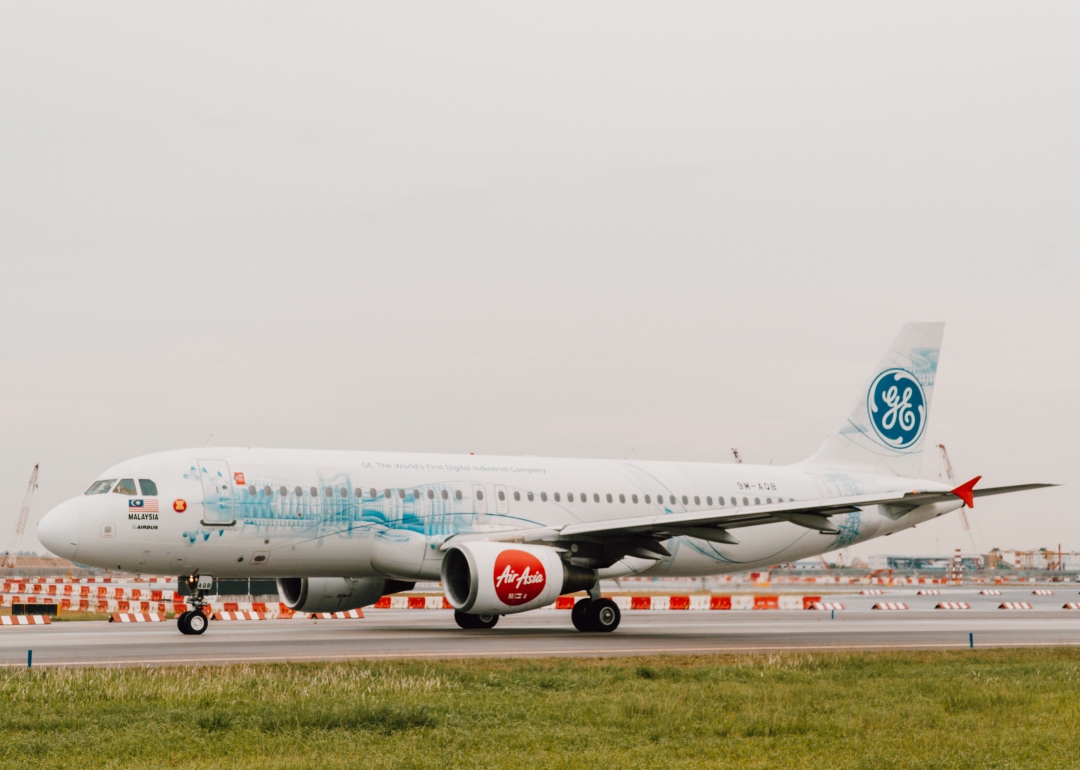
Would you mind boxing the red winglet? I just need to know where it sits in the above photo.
[951,476,982,508]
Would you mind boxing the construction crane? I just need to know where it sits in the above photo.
[938,445,982,569]
[6,464,39,568]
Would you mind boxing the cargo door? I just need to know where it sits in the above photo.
[198,459,235,525]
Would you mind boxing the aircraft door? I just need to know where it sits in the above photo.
[198,459,235,525]
[494,485,509,516]
[472,484,487,524]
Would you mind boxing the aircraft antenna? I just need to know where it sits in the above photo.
[731,448,742,464]
[7,464,39,568]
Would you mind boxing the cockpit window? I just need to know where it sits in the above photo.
[113,479,137,495]
[138,479,158,496]
[85,479,117,495]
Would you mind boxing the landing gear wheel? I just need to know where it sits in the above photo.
[187,610,209,635]
[454,610,500,629]
[585,598,620,632]
[177,610,193,635]
[571,599,592,631]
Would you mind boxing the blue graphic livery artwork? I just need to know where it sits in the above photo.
[867,368,926,449]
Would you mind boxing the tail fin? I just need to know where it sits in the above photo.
[800,321,944,478]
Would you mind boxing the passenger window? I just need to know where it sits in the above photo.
[568,493,574,502]
[742,497,748,506]
[323,487,331,497]
[632,494,638,503]
[755,497,760,505]
[619,494,626,503]
[669,495,676,505]
[264,486,272,496]
[580,493,587,503]
[706,496,712,506]
[694,496,700,506]
[455,490,462,500]
[399,489,406,499]
[681,495,688,505]
[766,497,772,504]
[514,491,520,501]
[718,497,724,506]
[428,489,435,499]
[441,490,449,500]
[593,493,599,503]
[498,490,506,502]
[414,489,421,500]
[138,479,158,496]
[280,486,288,496]
[731,497,737,506]
[644,494,651,504]
[554,492,561,502]
[476,490,484,501]
[248,486,256,496]
[540,492,547,502]
[311,487,319,497]
[84,479,117,495]
[369,488,377,498]
[606,493,613,503]
[113,479,137,495]
[384,489,391,499]
[527,492,534,501]
[295,486,303,497]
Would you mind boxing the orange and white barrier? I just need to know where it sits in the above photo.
[811,602,845,610]
[872,602,909,610]
[917,590,941,595]
[860,589,885,595]
[307,610,364,619]
[0,615,51,625]
[934,602,971,610]
[214,611,269,621]
[371,595,450,610]
[999,602,1033,610]
[1063,603,1080,610]
[1032,590,1054,595]
[109,613,165,623]
[980,589,1003,595]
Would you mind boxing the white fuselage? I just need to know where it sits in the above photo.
[41,447,957,579]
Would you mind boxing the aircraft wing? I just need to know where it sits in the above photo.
[444,478,1056,562]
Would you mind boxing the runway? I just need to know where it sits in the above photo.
[3,608,1080,668]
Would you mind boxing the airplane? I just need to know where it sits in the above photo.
[37,321,1053,636]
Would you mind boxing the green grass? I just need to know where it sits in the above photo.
[3,649,1080,769]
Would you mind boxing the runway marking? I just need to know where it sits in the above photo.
[6,639,1080,669]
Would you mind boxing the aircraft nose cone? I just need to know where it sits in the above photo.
[38,500,80,560]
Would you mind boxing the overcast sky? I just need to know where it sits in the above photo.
[1,3,1077,560]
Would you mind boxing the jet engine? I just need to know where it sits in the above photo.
[276,577,415,614]
[441,542,595,615]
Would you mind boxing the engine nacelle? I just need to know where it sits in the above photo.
[441,542,596,615]
[276,577,415,614]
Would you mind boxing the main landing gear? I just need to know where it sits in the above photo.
[454,610,500,629]
[571,598,621,632]
[178,574,214,636]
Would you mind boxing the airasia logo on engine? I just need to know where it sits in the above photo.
[493,549,547,606]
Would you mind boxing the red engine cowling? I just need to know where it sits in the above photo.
[440,542,595,615]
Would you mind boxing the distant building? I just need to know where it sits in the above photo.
[868,554,982,571]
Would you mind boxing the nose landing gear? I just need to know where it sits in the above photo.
[177,609,209,635]
[178,574,214,635]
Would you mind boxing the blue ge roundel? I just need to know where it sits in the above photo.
[867,368,926,449]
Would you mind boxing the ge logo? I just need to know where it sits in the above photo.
[867,369,926,449]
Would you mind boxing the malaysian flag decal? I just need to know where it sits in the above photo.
[129,499,159,513]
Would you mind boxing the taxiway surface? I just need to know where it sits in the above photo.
[3,609,1080,668]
